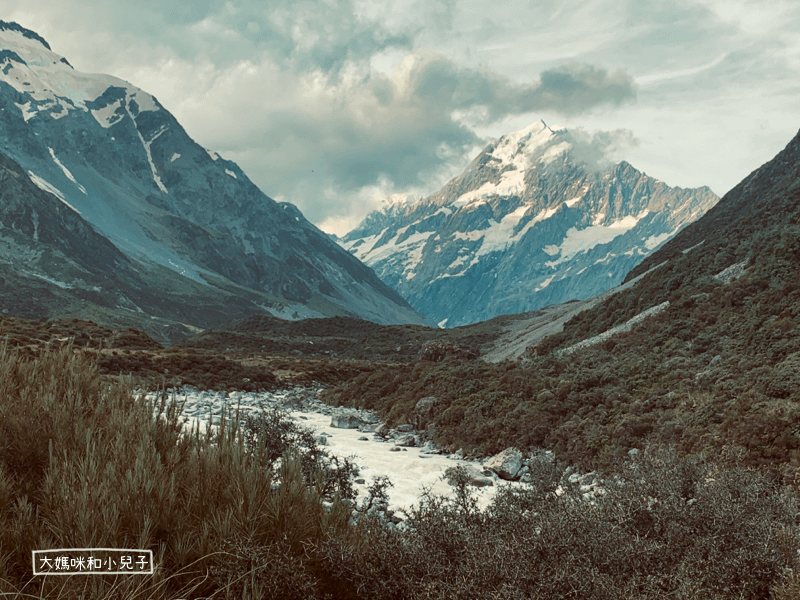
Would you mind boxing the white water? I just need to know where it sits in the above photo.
[148,386,521,513]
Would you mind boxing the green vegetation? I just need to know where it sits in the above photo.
[1,343,800,598]
[331,449,800,600]
[322,219,800,474]
[0,342,358,599]
[174,313,500,363]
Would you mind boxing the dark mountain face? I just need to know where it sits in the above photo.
[0,21,426,339]
[340,121,718,327]
[626,130,800,282]
[315,127,800,474]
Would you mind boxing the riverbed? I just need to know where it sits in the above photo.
[146,385,521,513]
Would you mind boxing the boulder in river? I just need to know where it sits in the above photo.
[484,447,523,480]
[395,434,417,447]
[330,413,364,429]
[445,465,494,487]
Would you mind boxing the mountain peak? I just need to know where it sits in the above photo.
[340,120,718,327]
[0,21,51,51]
[0,22,428,331]
[488,119,572,170]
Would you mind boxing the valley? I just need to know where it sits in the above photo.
[0,15,799,600]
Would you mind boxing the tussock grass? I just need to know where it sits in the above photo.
[0,341,352,599]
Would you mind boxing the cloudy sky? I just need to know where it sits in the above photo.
[4,0,799,235]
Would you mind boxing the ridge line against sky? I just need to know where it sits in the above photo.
[3,0,799,236]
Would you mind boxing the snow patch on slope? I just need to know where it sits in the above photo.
[451,204,559,263]
[363,231,434,267]
[644,230,673,250]
[91,98,123,128]
[547,212,649,265]
[14,101,34,122]
[124,104,168,194]
[48,147,86,193]
[26,170,81,213]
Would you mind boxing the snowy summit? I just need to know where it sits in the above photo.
[339,120,718,327]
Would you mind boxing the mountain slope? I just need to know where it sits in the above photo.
[0,146,293,342]
[625,128,800,282]
[323,127,800,471]
[340,121,718,327]
[0,21,426,335]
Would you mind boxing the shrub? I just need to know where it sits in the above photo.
[0,343,356,599]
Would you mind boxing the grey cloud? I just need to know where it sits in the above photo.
[532,63,636,114]
[192,0,415,73]
[37,0,416,75]
[204,52,637,226]
[404,54,636,123]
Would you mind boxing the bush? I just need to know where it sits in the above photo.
[0,343,356,599]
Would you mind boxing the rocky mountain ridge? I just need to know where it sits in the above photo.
[340,121,718,327]
[0,21,426,340]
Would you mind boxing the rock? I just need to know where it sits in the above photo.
[445,465,495,487]
[395,424,414,433]
[279,396,303,410]
[358,436,369,441]
[420,441,440,454]
[395,434,417,447]
[484,447,523,480]
[360,413,381,424]
[355,478,365,484]
[389,447,401,452]
[374,423,391,438]
[529,449,555,464]
[315,435,328,446]
[414,396,440,430]
[358,423,378,433]
[330,413,364,429]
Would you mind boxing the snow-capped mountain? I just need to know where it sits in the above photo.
[340,121,719,327]
[0,21,425,336]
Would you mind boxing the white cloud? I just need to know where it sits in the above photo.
[0,0,797,232]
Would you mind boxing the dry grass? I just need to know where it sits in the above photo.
[0,342,352,599]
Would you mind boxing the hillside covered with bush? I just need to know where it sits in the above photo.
[323,129,800,475]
